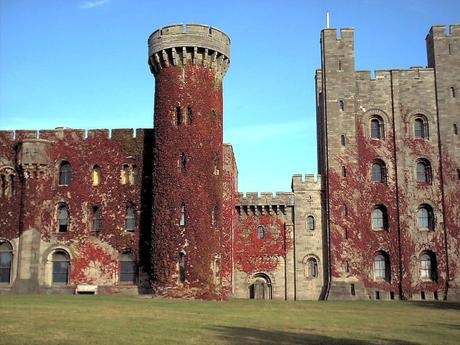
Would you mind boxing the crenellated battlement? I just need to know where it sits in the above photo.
[321,27,354,42]
[0,128,153,143]
[291,174,322,192]
[428,24,460,38]
[237,192,294,206]
[148,23,230,79]
[354,67,434,82]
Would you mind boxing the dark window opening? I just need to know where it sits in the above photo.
[390,291,395,300]
[372,159,387,183]
[414,117,429,139]
[178,252,186,283]
[257,225,265,239]
[345,260,350,273]
[52,251,70,284]
[416,159,432,183]
[180,153,187,174]
[125,206,136,231]
[307,216,315,231]
[340,134,346,146]
[454,124,458,135]
[372,205,388,230]
[344,228,348,239]
[176,106,183,126]
[0,242,13,284]
[120,252,136,284]
[0,175,6,197]
[212,205,218,227]
[93,206,101,232]
[59,161,71,185]
[9,175,14,196]
[341,166,347,177]
[307,258,318,278]
[375,291,380,300]
[370,116,384,139]
[350,284,356,296]
[187,106,193,125]
[421,291,426,300]
[339,100,344,111]
[457,168,460,180]
[434,291,438,300]
[58,205,69,232]
[418,204,434,230]
[451,87,456,98]
[338,59,342,71]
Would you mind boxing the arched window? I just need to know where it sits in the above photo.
[120,164,129,185]
[187,106,193,125]
[120,251,136,284]
[307,258,318,278]
[414,116,429,139]
[178,252,186,283]
[125,206,136,231]
[59,161,71,185]
[307,216,315,231]
[257,225,265,239]
[0,241,13,284]
[420,252,437,281]
[92,206,101,232]
[52,250,70,284]
[58,204,69,232]
[92,165,101,186]
[372,205,388,230]
[418,204,434,230]
[370,116,384,139]
[416,159,432,183]
[374,253,390,282]
[372,159,387,183]
[180,153,187,174]
[180,203,186,226]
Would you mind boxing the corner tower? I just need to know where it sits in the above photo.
[148,24,230,298]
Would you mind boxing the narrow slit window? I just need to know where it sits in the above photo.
[338,59,342,71]
[339,100,344,111]
[454,124,458,135]
[340,134,346,146]
[0,175,6,197]
[451,87,456,98]
[178,252,186,283]
[176,106,183,126]
[121,165,129,185]
[180,203,186,226]
[92,165,101,186]
[125,206,136,231]
[93,206,101,232]
[59,161,72,185]
[341,166,347,177]
[257,225,265,239]
[187,106,193,125]
[58,205,69,232]
[180,153,187,174]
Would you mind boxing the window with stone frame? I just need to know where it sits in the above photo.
[92,206,101,232]
[120,251,137,284]
[370,116,385,139]
[374,252,390,282]
[372,159,387,183]
[418,204,434,230]
[307,216,315,231]
[371,205,388,230]
[416,159,432,183]
[257,225,265,239]
[58,204,69,232]
[420,252,437,281]
[125,205,136,231]
[180,203,186,226]
[0,241,13,284]
[59,161,71,185]
[307,257,318,278]
[414,116,429,139]
[92,165,101,186]
[52,250,70,284]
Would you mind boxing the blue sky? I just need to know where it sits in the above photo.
[0,0,459,192]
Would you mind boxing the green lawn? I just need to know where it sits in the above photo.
[0,295,459,345]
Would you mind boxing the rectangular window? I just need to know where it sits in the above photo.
[120,261,136,283]
[340,134,346,146]
[52,262,69,283]
[350,284,355,296]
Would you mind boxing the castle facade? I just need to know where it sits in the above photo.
[0,23,458,301]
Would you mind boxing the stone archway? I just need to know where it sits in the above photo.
[249,273,272,300]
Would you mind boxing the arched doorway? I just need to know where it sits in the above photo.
[249,273,272,300]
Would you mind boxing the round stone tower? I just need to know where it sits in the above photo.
[148,24,230,298]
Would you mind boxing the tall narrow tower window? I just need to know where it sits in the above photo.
[0,175,6,197]
[176,106,183,126]
[341,166,347,177]
[8,175,14,197]
[178,252,186,283]
[338,59,342,71]
[187,106,193,125]
[125,206,136,231]
[370,116,384,139]
[58,204,69,232]
[451,87,456,98]
[416,159,432,183]
[339,100,344,111]
[180,203,186,226]
[454,124,458,135]
[92,165,101,186]
[180,153,187,174]
[414,116,429,139]
[340,134,346,146]
[93,206,101,232]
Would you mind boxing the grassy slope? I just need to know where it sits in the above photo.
[0,295,459,345]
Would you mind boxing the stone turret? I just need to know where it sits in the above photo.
[148,24,231,299]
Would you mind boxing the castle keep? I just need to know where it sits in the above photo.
[0,23,459,301]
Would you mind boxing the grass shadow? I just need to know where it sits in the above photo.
[209,326,419,345]
[409,301,460,310]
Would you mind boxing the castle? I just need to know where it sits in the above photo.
[0,23,459,301]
